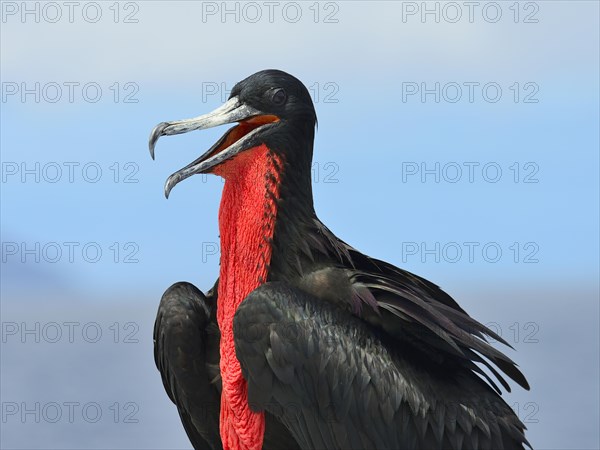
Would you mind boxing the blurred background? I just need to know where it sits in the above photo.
[1,1,598,448]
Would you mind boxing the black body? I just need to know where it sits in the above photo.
[152,70,530,450]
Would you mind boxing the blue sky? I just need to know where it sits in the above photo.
[1,1,599,448]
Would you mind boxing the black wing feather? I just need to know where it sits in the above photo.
[153,282,222,450]
[234,282,530,450]
[305,219,530,393]
[154,281,302,450]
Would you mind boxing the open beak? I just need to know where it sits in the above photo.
[149,96,280,198]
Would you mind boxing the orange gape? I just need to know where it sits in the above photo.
[213,144,282,450]
[211,116,280,160]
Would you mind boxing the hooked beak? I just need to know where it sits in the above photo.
[149,96,280,198]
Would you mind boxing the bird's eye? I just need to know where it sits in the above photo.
[272,88,287,106]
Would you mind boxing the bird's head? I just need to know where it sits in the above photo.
[149,69,317,198]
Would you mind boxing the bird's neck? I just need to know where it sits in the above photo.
[215,144,282,450]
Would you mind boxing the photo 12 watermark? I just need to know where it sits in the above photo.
[1,401,139,424]
[2,162,140,184]
[401,162,540,184]
[201,81,340,104]
[198,161,340,186]
[400,241,540,264]
[200,1,340,24]
[1,2,140,24]
[1,82,140,104]
[401,82,540,104]
[400,2,540,24]
[1,241,140,264]
[1,321,140,344]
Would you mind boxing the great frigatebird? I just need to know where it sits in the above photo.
[150,70,531,450]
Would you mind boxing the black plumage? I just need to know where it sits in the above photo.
[151,70,531,450]
[154,281,301,450]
